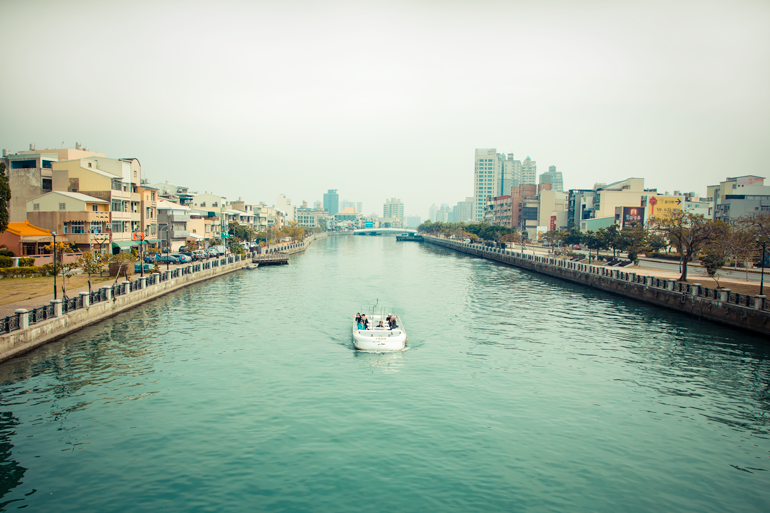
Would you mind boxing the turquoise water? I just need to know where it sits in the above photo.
[1,235,769,512]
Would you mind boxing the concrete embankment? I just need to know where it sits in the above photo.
[0,233,328,362]
[424,236,770,338]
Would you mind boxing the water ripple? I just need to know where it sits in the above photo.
[0,237,768,512]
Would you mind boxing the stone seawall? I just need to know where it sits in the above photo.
[425,237,770,338]
[0,232,329,362]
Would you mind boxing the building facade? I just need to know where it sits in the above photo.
[383,198,404,222]
[323,189,339,216]
[539,165,564,192]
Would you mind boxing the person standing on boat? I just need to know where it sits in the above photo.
[360,314,369,330]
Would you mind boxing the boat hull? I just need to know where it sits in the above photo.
[352,329,407,351]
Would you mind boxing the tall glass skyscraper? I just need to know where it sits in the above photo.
[323,189,339,216]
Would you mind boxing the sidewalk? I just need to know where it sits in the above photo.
[0,281,101,319]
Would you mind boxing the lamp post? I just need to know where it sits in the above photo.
[158,223,170,271]
[758,238,766,296]
[52,231,57,300]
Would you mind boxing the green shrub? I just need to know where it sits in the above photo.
[0,250,14,258]
[18,257,35,267]
[0,267,39,278]
[0,256,12,268]
[649,252,682,261]
[40,262,63,277]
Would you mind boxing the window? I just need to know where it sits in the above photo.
[151,192,155,200]
[112,221,123,233]
[201,201,206,207]
[42,160,53,169]
[59,203,66,210]
[213,202,218,207]
[33,203,40,211]
[71,188,78,193]
[42,178,52,190]
[88,162,92,168]
[11,159,36,169]
[134,170,137,177]
[92,204,98,212]
[65,221,85,234]
[111,200,121,211]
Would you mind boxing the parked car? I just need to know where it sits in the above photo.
[158,255,181,265]
[170,253,192,263]
[572,244,582,250]
[192,250,207,260]
[134,263,154,273]
[144,255,159,263]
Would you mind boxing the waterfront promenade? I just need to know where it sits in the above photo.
[424,236,770,337]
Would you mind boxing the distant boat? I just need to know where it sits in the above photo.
[396,233,423,242]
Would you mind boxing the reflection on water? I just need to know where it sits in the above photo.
[0,235,769,512]
[353,349,408,373]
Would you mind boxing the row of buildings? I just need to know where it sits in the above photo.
[0,145,412,257]
[468,147,768,239]
[429,148,768,241]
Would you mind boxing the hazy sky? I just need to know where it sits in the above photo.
[2,0,769,218]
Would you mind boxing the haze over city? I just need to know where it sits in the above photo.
[1,0,768,217]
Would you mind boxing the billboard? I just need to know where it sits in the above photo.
[132,232,145,241]
[622,207,645,228]
[647,195,682,221]
[365,221,373,228]
[550,215,556,232]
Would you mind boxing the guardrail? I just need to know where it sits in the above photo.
[0,253,247,335]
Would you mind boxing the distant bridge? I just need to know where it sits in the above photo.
[353,228,418,235]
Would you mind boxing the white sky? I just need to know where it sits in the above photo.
[1,0,769,219]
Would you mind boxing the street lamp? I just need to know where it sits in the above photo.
[51,231,57,300]
[158,223,170,271]
[757,238,766,296]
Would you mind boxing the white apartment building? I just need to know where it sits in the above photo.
[276,194,295,221]
[383,198,404,222]
[521,157,537,187]
[473,149,535,222]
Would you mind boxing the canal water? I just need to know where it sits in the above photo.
[1,236,769,512]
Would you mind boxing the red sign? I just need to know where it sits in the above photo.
[550,216,556,231]
[132,232,145,241]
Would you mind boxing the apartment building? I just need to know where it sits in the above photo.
[149,181,196,205]
[707,175,770,222]
[276,194,295,221]
[296,204,329,229]
[157,200,191,252]
[484,196,512,227]
[383,198,404,222]
[2,143,104,223]
[26,191,112,253]
[539,165,564,192]
[473,149,534,222]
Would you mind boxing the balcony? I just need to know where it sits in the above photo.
[172,230,190,239]
[169,213,191,223]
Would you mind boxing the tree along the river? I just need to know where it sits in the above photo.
[649,211,719,282]
[0,163,10,233]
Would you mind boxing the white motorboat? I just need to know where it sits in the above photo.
[353,313,407,351]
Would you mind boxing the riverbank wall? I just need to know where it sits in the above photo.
[0,233,328,362]
[424,236,770,338]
